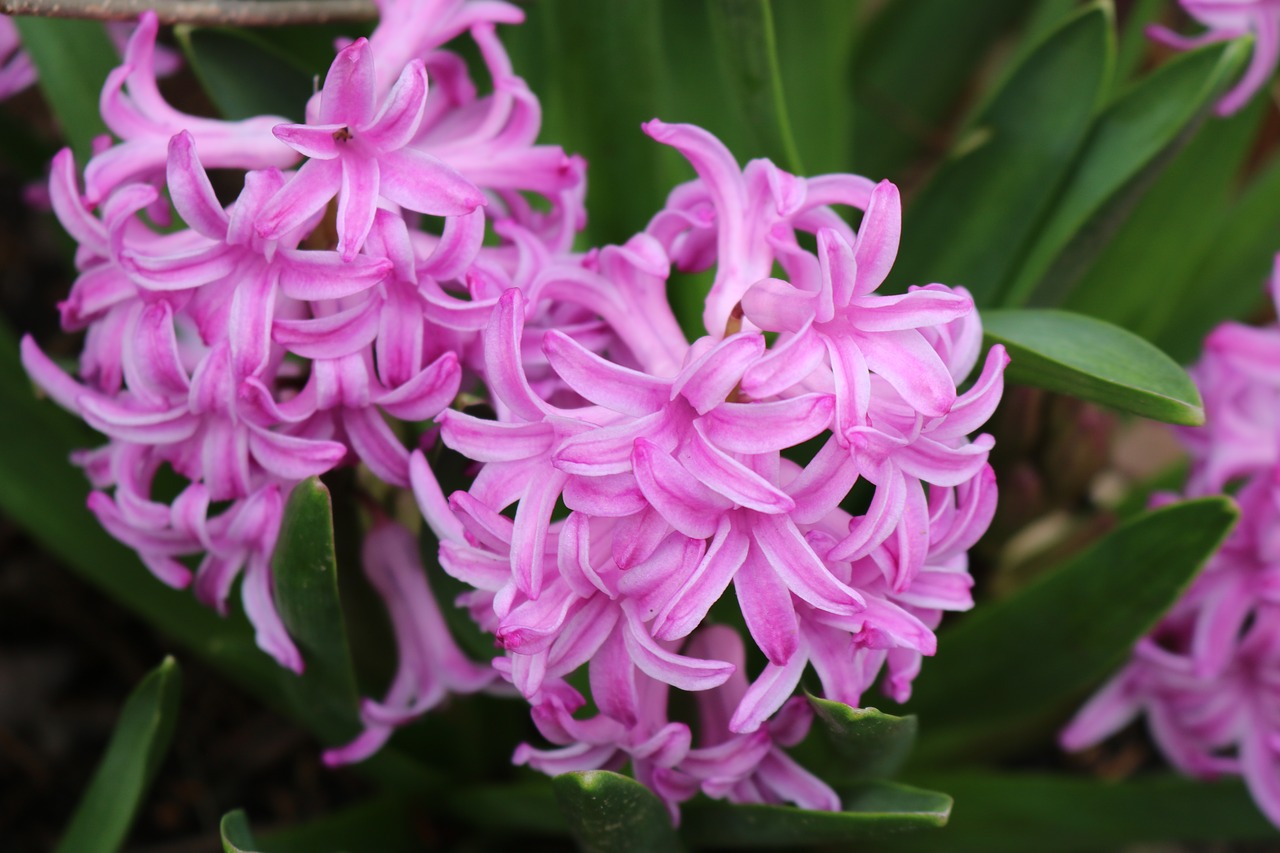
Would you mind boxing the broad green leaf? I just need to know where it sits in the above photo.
[982,309,1204,425]
[650,0,755,162]
[884,773,1275,852]
[850,0,1030,179]
[707,0,804,173]
[507,0,669,247]
[56,658,182,853]
[1065,99,1264,337]
[11,17,116,162]
[553,770,683,853]
[680,782,951,847]
[769,1,858,175]
[907,497,1238,762]
[177,27,315,122]
[221,810,264,853]
[1005,37,1251,306]
[271,477,360,742]
[807,694,918,780]
[888,4,1112,303]
[1154,147,1280,363]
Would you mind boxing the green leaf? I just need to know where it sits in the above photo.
[1004,37,1251,306]
[1064,99,1264,337]
[884,773,1275,852]
[1154,146,1280,363]
[220,810,264,853]
[680,782,951,847]
[768,1,858,175]
[11,17,116,162]
[506,0,669,247]
[271,477,360,742]
[982,308,1204,425]
[888,4,1112,303]
[707,0,804,173]
[177,27,314,121]
[807,694,918,780]
[850,0,1031,179]
[56,658,182,853]
[553,770,683,853]
[906,497,1238,762]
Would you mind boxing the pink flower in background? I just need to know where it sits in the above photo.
[1149,0,1280,114]
[0,18,35,102]
[1063,258,1280,828]
[324,522,495,765]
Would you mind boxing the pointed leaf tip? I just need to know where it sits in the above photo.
[56,658,183,853]
[807,693,919,780]
[981,308,1204,425]
[220,809,264,853]
[553,770,682,853]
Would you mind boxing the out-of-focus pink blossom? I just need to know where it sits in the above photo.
[1149,0,1280,115]
[1064,258,1280,828]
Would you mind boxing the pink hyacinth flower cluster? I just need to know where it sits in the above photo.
[1149,0,1280,115]
[367,117,1006,813]
[1062,259,1280,826]
[22,3,580,674]
[22,2,1006,819]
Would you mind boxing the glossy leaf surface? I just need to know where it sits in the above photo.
[982,309,1204,425]
[885,773,1275,852]
[890,5,1111,303]
[908,497,1237,761]
[808,694,918,781]
[177,27,313,121]
[220,810,263,853]
[681,782,951,847]
[553,770,683,853]
[1006,38,1250,305]
[271,477,361,742]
